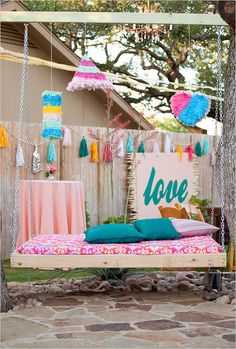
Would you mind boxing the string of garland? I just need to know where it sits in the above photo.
[0,123,214,165]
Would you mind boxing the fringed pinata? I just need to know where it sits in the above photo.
[67,55,114,92]
[170,91,211,126]
[41,91,63,140]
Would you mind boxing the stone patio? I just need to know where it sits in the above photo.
[1,291,235,348]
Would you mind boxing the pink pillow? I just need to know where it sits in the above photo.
[171,219,219,237]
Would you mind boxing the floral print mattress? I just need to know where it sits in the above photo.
[17,234,222,255]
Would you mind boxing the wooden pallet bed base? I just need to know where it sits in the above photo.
[11,252,227,270]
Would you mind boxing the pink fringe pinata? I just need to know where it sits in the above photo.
[67,55,114,91]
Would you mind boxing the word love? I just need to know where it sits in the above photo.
[143,167,188,205]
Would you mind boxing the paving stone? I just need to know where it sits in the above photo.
[1,339,93,348]
[126,330,185,343]
[43,297,82,306]
[55,332,73,339]
[183,336,232,348]
[181,326,227,337]
[47,316,105,327]
[222,333,236,342]
[13,306,55,319]
[1,318,49,342]
[98,309,158,322]
[135,319,184,330]
[115,302,152,311]
[96,335,156,348]
[173,311,232,322]
[85,322,134,331]
[54,306,89,318]
[209,320,236,329]
[194,302,235,316]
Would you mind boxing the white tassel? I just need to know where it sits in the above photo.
[152,141,160,156]
[210,149,216,166]
[62,126,72,147]
[164,135,171,153]
[117,138,124,158]
[16,143,25,167]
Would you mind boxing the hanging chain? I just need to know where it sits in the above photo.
[210,28,220,226]
[11,24,29,252]
[25,30,35,242]
[217,27,225,251]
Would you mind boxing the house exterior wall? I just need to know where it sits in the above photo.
[1,41,113,127]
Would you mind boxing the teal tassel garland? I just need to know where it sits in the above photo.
[138,141,145,153]
[203,138,210,155]
[79,137,89,157]
[47,140,57,163]
[195,141,202,157]
[126,134,134,153]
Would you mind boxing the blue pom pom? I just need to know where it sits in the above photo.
[179,94,210,126]
[42,91,62,106]
[41,128,62,140]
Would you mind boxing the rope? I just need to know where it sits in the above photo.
[0,49,224,97]
[0,124,49,146]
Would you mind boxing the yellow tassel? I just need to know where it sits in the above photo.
[176,144,183,160]
[42,106,63,114]
[91,142,99,162]
[0,126,10,148]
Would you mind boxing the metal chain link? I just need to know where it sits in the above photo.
[217,27,225,251]
[25,33,35,242]
[11,24,29,252]
[211,28,220,226]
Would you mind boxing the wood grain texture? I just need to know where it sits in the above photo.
[10,251,227,269]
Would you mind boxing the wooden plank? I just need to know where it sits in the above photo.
[11,251,227,270]
[0,12,227,26]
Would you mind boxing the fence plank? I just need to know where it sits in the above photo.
[0,121,216,258]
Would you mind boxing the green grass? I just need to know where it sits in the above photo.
[3,260,93,283]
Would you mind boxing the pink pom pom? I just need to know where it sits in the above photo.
[170,92,191,117]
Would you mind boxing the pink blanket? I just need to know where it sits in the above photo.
[17,234,222,255]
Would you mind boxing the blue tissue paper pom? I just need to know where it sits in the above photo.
[42,91,62,106]
[179,94,210,126]
[41,128,62,140]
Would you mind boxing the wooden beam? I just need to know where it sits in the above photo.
[11,252,227,270]
[0,12,227,26]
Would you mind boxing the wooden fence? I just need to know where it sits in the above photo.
[0,121,216,258]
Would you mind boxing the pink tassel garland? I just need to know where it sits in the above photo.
[103,143,112,162]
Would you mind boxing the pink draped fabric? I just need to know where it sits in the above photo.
[17,180,86,247]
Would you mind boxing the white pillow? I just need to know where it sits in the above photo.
[171,219,219,237]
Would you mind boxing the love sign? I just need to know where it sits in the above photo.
[128,153,199,220]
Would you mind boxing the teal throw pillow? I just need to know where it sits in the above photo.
[84,224,143,244]
[133,218,180,240]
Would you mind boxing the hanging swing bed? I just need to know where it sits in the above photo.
[10,20,226,271]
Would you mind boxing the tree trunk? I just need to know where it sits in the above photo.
[1,261,12,312]
[222,29,236,245]
[217,1,235,245]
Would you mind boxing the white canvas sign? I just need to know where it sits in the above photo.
[131,153,199,219]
